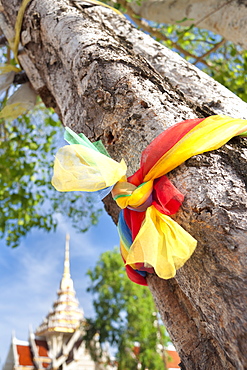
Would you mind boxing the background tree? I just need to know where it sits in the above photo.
[1,0,247,244]
[1,0,247,369]
[87,248,170,370]
[112,0,247,102]
[129,0,247,49]
[0,54,102,247]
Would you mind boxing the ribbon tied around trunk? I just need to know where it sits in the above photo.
[52,115,247,285]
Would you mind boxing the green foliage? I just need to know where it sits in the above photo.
[0,44,102,247]
[0,112,53,247]
[87,248,169,369]
[0,107,102,247]
[206,45,247,102]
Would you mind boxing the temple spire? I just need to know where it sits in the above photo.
[60,233,73,291]
[63,233,70,278]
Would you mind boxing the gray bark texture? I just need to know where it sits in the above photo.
[130,0,247,49]
[1,0,247,369]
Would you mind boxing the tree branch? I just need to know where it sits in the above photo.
[193,38,226,65]
[194,0,235,28]
[116,0,213,68]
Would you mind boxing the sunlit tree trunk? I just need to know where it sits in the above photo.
[130,0,247,49]
[1,0,247,368]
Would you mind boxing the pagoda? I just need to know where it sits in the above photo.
[2,235,114,370]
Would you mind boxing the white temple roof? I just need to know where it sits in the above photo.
[35,234,84,335]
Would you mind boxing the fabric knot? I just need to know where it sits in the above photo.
[112,178,153,211]
[127,194,153,212]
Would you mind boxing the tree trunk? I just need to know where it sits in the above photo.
[130,0,247,49]
[1,0,247,368]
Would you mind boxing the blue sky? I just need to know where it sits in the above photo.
[0,208,119,367]
[0,105,121,366]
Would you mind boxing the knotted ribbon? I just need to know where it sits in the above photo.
[52,115,247,285]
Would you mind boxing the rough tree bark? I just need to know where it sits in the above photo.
[1,0,247,369]
[130,0,247,49]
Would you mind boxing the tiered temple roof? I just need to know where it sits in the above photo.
[35,234,84,335]
[2,235,180,370]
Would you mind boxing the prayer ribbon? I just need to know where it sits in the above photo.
[52,115,247,285]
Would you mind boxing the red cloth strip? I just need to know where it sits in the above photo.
[129,118,204,186]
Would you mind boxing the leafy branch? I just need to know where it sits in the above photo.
[193,38,225,65]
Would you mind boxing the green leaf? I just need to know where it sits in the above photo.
[86,248,170,369]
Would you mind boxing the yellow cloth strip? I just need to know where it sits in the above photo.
[144,115,247,182]
[120,240,129,262]
[52,144,127,192]
[126,205,197,279]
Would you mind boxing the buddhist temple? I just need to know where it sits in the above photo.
[2,235,180,370]
[2,234,114,370]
